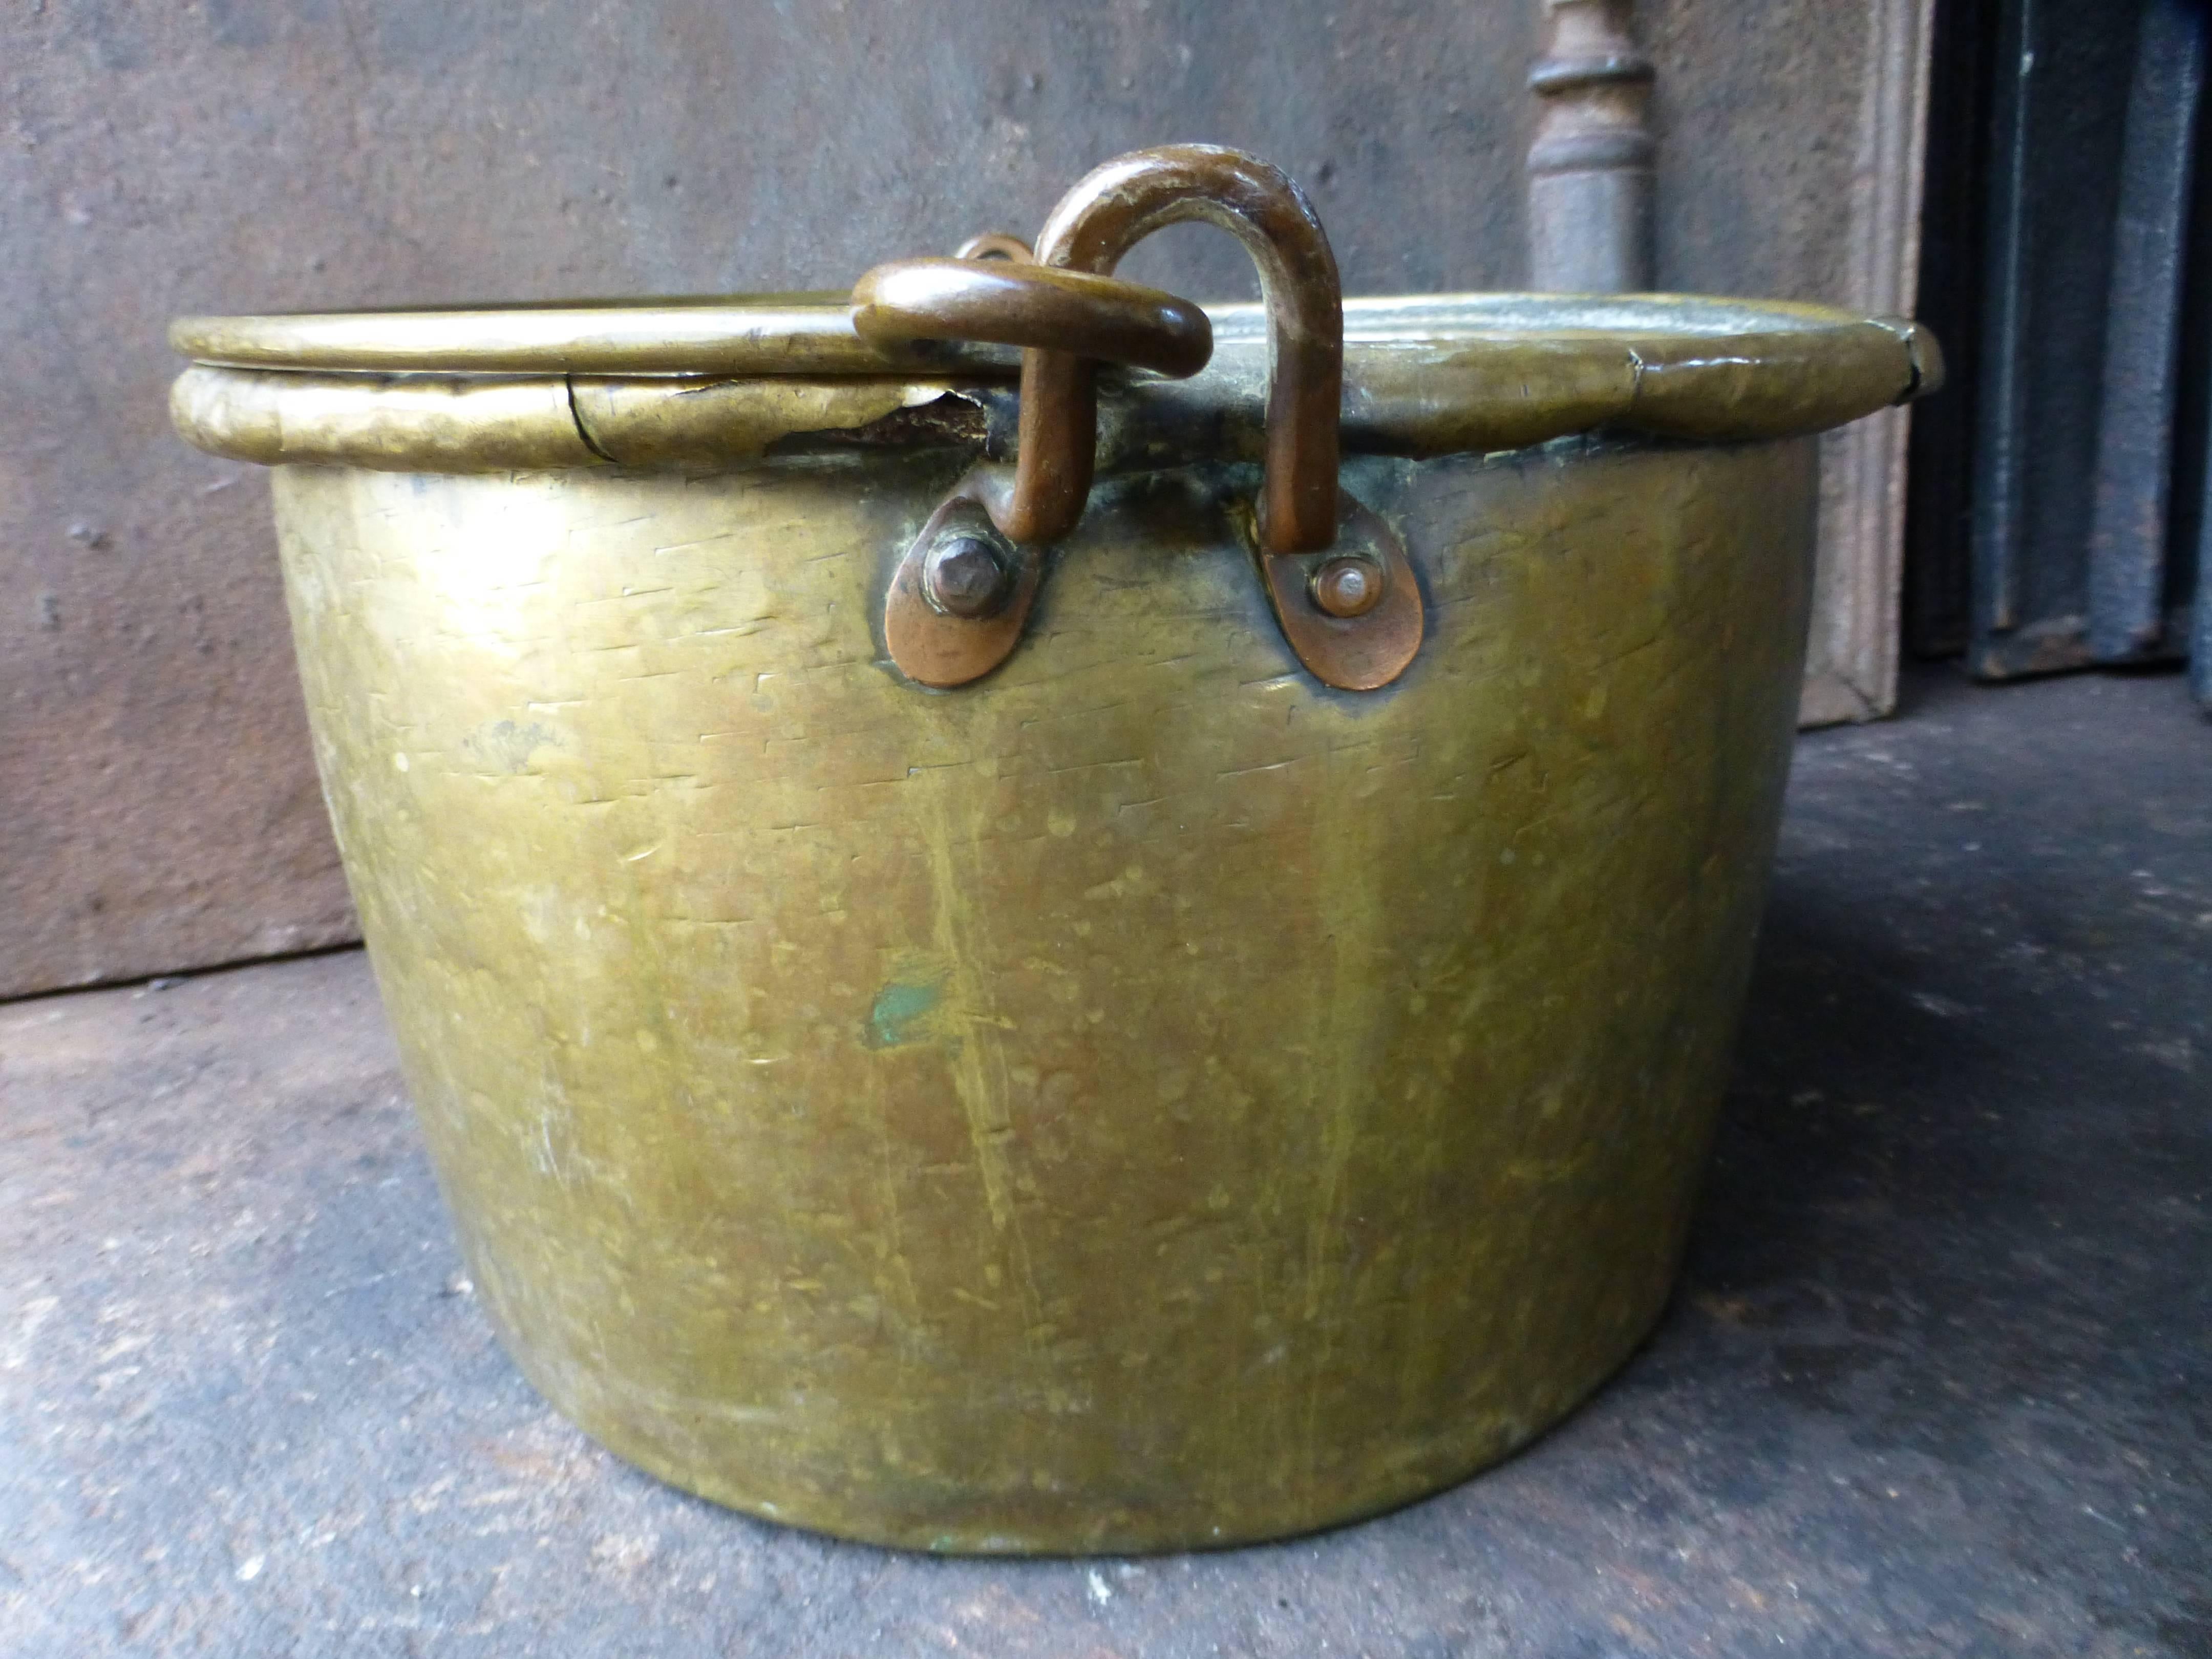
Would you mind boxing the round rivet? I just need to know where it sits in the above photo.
[923,532,1012,619]
[1309,555,1385,619]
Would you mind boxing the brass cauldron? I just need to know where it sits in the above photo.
[171,147,1939,1553]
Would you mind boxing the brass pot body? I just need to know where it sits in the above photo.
[271,435,1814,1552]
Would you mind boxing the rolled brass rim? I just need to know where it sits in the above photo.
[172,291,1938,387]
[169,295,1942,472]
[168,296,1014,377]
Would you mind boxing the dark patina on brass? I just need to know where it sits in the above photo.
[1019,145,1343,555]
[921,530,1015,620]
[1257,490,1423,691]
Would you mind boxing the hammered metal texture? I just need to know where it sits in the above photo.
[171,295,1939,473]
[271,437,1815,1552]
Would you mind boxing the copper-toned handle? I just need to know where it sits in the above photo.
[873,148,1417,696]
[853,259,1213,380]
[1012,144,1342,553]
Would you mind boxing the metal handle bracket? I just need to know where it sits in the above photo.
[865,147,1423,692]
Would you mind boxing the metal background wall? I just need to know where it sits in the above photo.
[1907,0,2210,695]
[1,0,1875,998]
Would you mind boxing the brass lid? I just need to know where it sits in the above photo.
[169,292,1940,474]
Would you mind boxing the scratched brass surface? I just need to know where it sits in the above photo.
[171,294,1940,473]
[269,435,1815,1552]
[166,293,1011,377]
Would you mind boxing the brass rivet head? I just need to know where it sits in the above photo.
[922,531,1013,619]
[1309,555,1385,619]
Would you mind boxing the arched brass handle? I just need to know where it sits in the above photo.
[853,259,1214,380]
[870,146,1422,694]
[1013,144,1343,554]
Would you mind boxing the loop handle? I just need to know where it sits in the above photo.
[852,259,1213,380]
[1012,144,1343,554]
[866,146,1418,693]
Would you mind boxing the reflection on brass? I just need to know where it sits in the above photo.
[1309,554,1385,619]
[167,364,600,470]
[953,231,1035,263]
[173,295,1941,472]
[258,438,1821,1553]
[570,376,980,465]
[853,258,1213,378]
[170,295,1010,377]
[167,145,1942,1556]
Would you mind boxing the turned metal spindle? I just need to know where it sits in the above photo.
[1527,0,1655,292]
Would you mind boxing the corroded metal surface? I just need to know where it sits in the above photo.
[267,435,1818,1551]
[879,474,1045,689]
[1251,489,1424,691]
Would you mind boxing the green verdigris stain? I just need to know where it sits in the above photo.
[866,979,941,1049]
[464,718,559,775]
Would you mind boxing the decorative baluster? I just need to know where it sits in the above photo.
[1527,0,1655,292]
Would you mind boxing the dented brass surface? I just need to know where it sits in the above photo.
[169,198,1940,1547]
[171,295,1938,474]
[267,436,1818,1552]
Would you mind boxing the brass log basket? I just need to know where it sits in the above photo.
[171,146,1940,1555]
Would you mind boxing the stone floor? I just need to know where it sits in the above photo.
[3,667,2206,1658]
